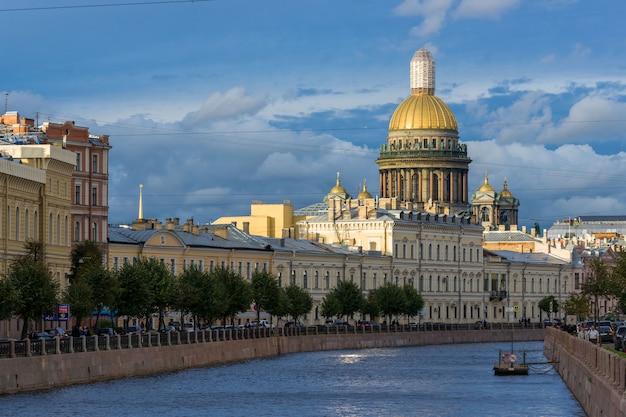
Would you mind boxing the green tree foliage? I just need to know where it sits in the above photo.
[562,293,590,321]
[0,277,18,320]
[7,242,59,339]
[212,267,253,325]
[284,283,313,323]
[116,259,154,321]
[538,295,559,318]
[69,240,103,283]
[320,292,341,320]
[361,293,380,320]
[62,278,94,329]
[117,257,175,329]
[403,284,424,320]
[373,282,405,323]
[269,287,291,320]
[581,259,613,321]
[84,264,118,329]
[322,279,363,321]
[174,265,219,327]
[251,270,280,323]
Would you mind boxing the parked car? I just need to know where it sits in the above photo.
[613,326,626,350]
[356,320,379,329]
[160,325,177,333]
[45,327,68,338]
[252,320,275,329]
[284,321,304,328]
[97,328,116,337]
[28,331,54,340]
[474,320,489,329]
[182,322,195,332]
[125,326,142,335]
[597,321,614,343]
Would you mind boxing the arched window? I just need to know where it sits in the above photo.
[92,222,98,241]
[74,221,81,242]
[481,207,490,222]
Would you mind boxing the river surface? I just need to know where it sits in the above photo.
[0,341,585,417]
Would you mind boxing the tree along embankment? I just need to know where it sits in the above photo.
[0,327,545,395]
[545,327,626,417]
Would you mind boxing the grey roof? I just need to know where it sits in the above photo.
[484,249,569,266]
[107,224,382,257]
[108,225,269,251]
[294,202,329,217]
[483,231,540,243]
[547,215,626,239]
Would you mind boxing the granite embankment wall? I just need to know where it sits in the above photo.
[1,329,544,395]
[545,327,626,417]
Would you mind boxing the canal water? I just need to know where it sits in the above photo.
[0,341,585,417]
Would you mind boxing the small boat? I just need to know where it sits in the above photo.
[493,351,529,375]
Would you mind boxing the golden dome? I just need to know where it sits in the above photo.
[500,178,514,198]
[329,172,347,195]
[357,179,373,199]
[389,94,458,131]
[478,172,494,192]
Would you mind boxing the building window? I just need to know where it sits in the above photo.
[92,154,98,173]
[113,257,119,271]
[75,186,81,205]
[92,187,97,206]
[170,258,176,275]
[75,152,81,170]
[198,260,204,271]
[303,271,308,289]
[74,221,80,242]
[92,222,97,241]
[315,271,319,289]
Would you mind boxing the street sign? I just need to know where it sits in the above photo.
[58,304,70,322]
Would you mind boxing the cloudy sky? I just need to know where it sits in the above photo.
[3,0,626,230]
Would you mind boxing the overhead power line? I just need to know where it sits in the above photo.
[0,0,215,13]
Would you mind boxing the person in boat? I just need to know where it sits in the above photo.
[588,324,599,344]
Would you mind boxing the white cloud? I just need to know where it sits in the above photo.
[394,0,454,36]
[453,0,521,19]
[467,140,626,226]
[536,96,626,145]
[180,87,268,129]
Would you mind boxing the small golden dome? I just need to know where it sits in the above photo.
[389,94,458,131]
[330,172,347,195]
[500,178,513,198]
[357,179,373,199]
[478,172,494,192]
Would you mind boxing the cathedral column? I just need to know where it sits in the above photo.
[448,170,455,203]
[426,168,435,199]
[461,172,467,203]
